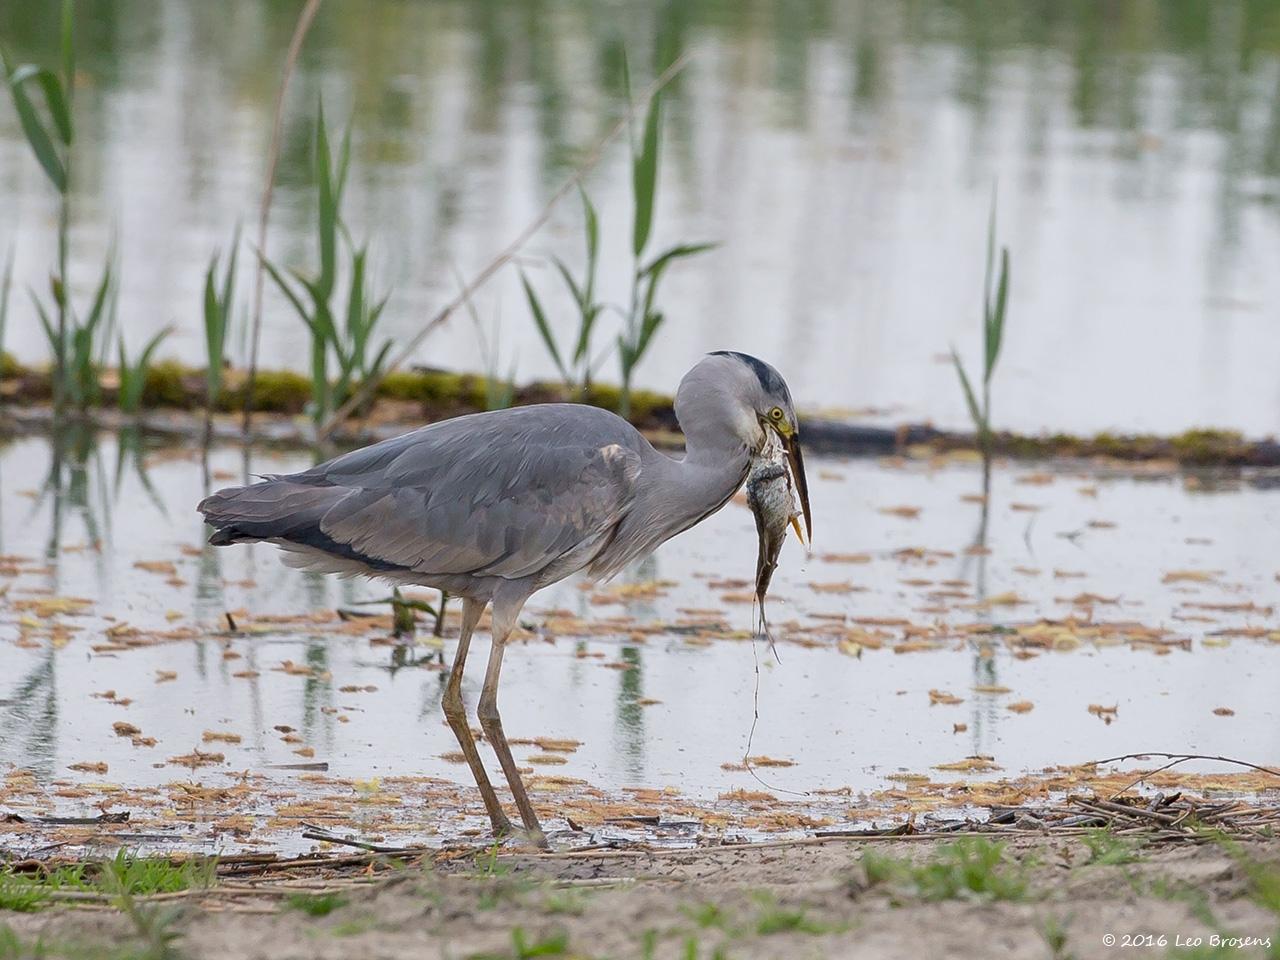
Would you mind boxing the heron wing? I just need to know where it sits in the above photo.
[201,405,645,581]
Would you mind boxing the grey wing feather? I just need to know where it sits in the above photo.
[198,405,645,582]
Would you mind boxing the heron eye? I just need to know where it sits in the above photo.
[769,407,784,421]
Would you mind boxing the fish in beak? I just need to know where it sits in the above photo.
[782,433,812,544]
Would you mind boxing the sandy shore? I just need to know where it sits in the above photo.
[3,834,1278,959]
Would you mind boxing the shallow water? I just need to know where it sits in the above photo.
[4,1,1280,435]
[1,429,1278,848]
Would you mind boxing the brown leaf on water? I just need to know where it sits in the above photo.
[893,640,942,654]
[1213,707,1235,717]
[819,553,872,564]
[719,788,776,802]
[879,506,921,520]
[745,756,796,768]
[973,684,1012,694]
[1162,570,1219,584]
[231,670,260,679]
[1087,520,1117,529]
[533,738,582,753]
[154,671,177,684]
[68,761,108,774]
[1088,703,1119,725]
[934,756,1000,772]
[293,747,315,758]
[202,730,242,745]
[439,751,467,764]
[168,749,224,768]
[112,722,141,737]
[807,581,864,595]
[13,596,92,618]
[134,560,178,576]
[1006,700,1034,714]
[953,723,968,733]
[1016,473,1055,486]
[928,689,963,706]
[527,754,568,765]
[972,592,1025,608]
[1010,503,1042,512]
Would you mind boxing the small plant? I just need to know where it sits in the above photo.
[2,0,120,416]
[751,892,833,935]
[1038,915,1075,960]
[203,231,240,438]
[350,587,449,638]
[862,837,1029,902]
[117,327,171,415]
[0,874,50,912]
[30,249,115,412]
[682,901,730,929]
[521,189,604,398]
[101,851,216,896]
[509,928,569,958]
[617,59,714,418]
[540,889,585,916]
[950,191,1011,469]
[1082,828,1147,866]
[285,891,347,917]
[0,926,44,960]
[264,102,392,426]
[519,56,712,420]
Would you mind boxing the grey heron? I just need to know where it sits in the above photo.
[198,351,812,846]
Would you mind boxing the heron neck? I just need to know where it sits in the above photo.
[666,430,753,526]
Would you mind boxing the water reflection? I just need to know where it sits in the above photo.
[4,2,1280,433]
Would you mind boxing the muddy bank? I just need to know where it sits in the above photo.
[3,834,1278,959]
[5,359,1280,464]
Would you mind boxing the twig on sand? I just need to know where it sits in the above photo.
[242,0,323,435]
[315,52,693,439]
[299,822,411,854]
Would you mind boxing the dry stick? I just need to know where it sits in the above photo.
[316,52,693,439]
[241,0,323,435]
[1089,752,1280,801]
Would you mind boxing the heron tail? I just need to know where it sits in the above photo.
[197,480,340,546]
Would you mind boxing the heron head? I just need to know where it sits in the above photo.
[681,351,812,541]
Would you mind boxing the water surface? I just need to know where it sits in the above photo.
[3,1,1280,435]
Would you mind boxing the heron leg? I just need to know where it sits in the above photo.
[478,601,547,849]
[442,597,513,837]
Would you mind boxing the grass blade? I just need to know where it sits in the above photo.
[315,100,337,298]
[631,88,662,257]
[581,186,599,302]
[520,270,568,383]
[60,0,75,99]
[950,347,984,436]
[640,242,716,278]
[203,256,221,396]
[4,62,67,190]
[33,69,71,145]
[0,247,13,354]
[260,255,310,325]
[984,248,1010,383]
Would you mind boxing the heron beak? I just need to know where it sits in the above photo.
[782,434,812,544]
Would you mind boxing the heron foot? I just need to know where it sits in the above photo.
[489,810,516,838]
[496,822,549,851]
